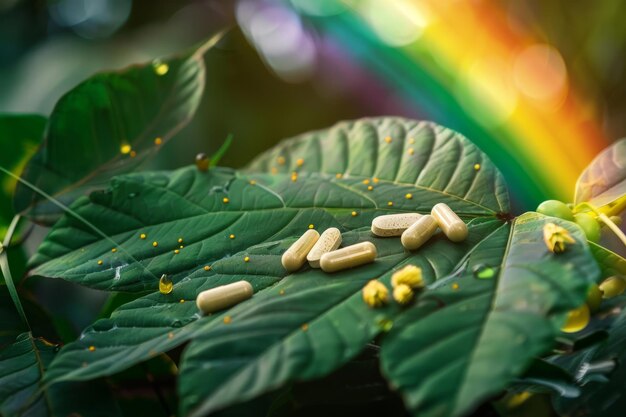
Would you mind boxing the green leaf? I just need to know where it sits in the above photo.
[380,212,599,417]
[13,38,220,225]
[177,218,503,416]
[36,117,510,388]
[588,241,626,279]
[575,138,626,213]
[553,308,626,417]
[0,115,46,235]
[0,332,120,417]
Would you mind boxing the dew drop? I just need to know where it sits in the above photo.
[377,318,393,332]
[153,61,169,75]
[159,274,173,295]
[472,264,496,279]
[351,211,358,217]
[474,163,481,171]
[195,153,209,172]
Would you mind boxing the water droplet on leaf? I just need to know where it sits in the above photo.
[472,264,495,279]
[159,274,173,294]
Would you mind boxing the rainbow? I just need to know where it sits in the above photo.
[297,1,610,212]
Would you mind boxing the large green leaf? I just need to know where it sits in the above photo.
[36,118,510,387]
[13,37,220,225]
[380,212,599,417]
[575,138,626,212]
[0,332,120,417]
[0,115,46,235]
[177,218,503,416]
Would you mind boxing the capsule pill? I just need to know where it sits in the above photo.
[320,241,377,273]
[431,203,468,242]
[307,227,342,268]
[401,215,438,250]
[371,213,422,237]
[196,281,253,314]
[282,229,320,272]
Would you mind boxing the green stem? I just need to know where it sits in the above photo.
[575,202,626,248]
[0,215,30,329]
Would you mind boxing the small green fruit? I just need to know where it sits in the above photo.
[586,283,602,312]
[536,200,574,221]
[574,213,601,242]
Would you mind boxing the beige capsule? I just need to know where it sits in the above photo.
[371,213,423,237]
[431,203,468,242]
[320,241,377,273]
[196,281,253,314]
[282,229,320,272]
[307,227,342,268]
[401,215,438,250]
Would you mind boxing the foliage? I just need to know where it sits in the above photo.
[1,37,626,417]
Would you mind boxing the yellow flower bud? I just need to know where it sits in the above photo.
[543,223,575,253]
[393,284,414,305]
[362,280,389,308]
[391,265,424,289]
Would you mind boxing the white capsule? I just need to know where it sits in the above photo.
[320,241,377,273]
[371,213,423,237]
[282,229,320,272]
[431,203,468,242]
[307,228,342,268]
[401,215,438,250]
[196,281,253,314]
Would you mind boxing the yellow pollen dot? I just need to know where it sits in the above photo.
[405,193,413,200]
[223,316,232,324]
[154,63,169,75]
[452,283,460,290]
[474,163,481,171]
[111,248,117,253]
[385,136,392,143]
[229,234,235,239]
[130,150,137,158]
[351,211,358,217]
[223,197,230,203]
[367,185,374,191]
[301,323,309,331]
[279,289,285,295]
[168,332,174,339]
[244,256,250,262]
[203,265,211,271]
[388,201,394,207]
[153,241,158,247]
[373,177,379,183]
[271,167,278,174]
[154,137,163,145]
[408,148,414,155]
[178,238,183,243]
[249,180,256,185]
[335,173,343,179]
[308,224,314,229]
[277,156,286,165]
[180,245,184,249]
[363,179,370,185]
[97,260,103,265]
[296,158,304,167]
[120,144,132,154]
[179,299,185,303]
[88,345,96,352]
[291,172,298,182]
[408,137,415,144]
[140,233,146,239]
[174,249,180,254]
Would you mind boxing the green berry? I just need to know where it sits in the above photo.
[574,213,601,242]
[586,283,602,312]
[536,200,574,221]
[599,276,626,299]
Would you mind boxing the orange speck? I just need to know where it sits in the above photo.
[88,345,96,352]
[154,137,163,145]
[223,316,232,324]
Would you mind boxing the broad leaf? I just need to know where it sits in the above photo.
[588,241,626,279]
[380,213,599,417]
[37,118,510,387]
[575,138,626,213]
[13,37,219,225]
[0,332,120,417]
[0,115,46,235]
